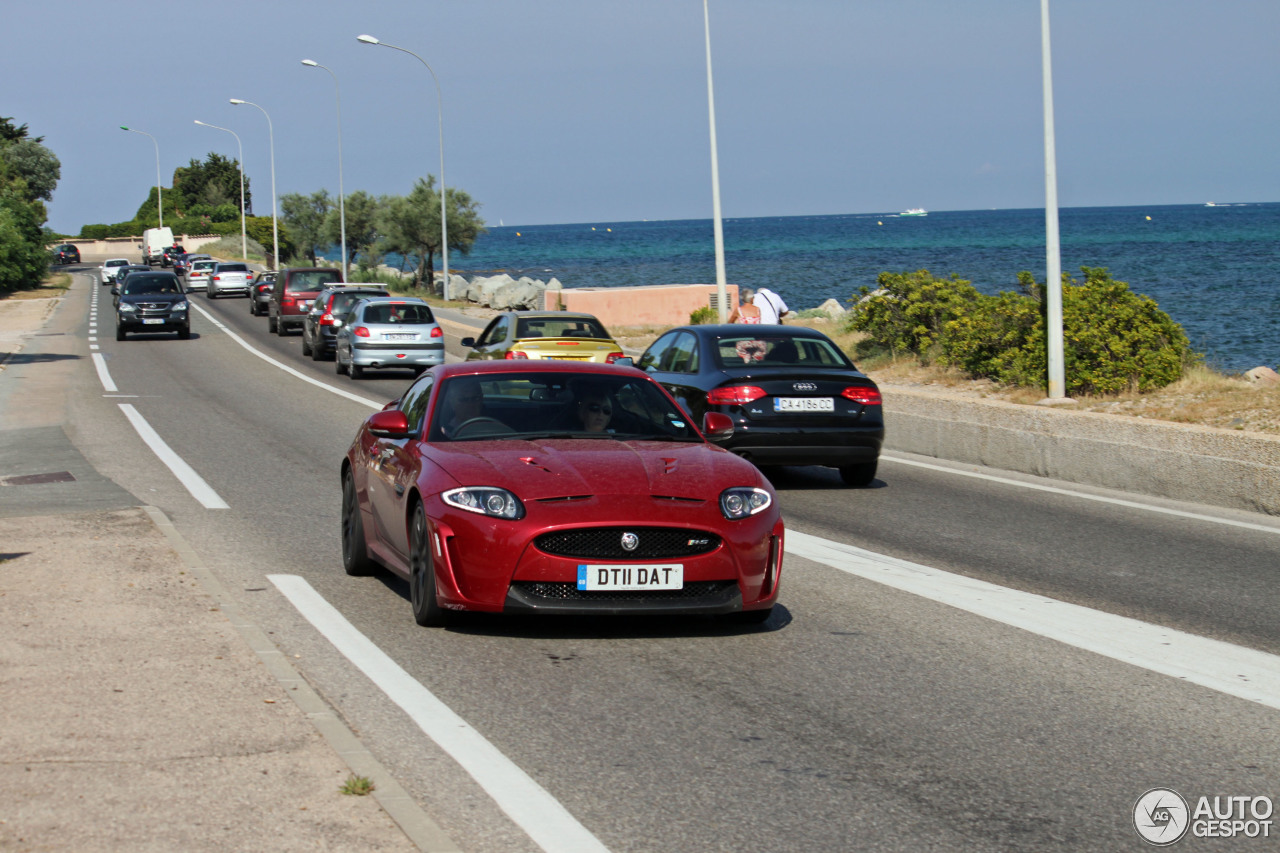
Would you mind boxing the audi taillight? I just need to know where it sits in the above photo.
[841,386,883,406]
[707,385,766,405]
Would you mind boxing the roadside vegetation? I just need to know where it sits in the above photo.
[0,116,61,294]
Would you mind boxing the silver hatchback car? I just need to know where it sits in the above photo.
[334,296,444,379]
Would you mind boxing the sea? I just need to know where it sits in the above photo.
[422,203,1279,374]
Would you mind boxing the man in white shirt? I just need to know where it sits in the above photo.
[753,287,790,324]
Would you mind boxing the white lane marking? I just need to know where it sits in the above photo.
[188,302,382,410]
[787,529,1280,712]
[268,574,611,853]
[91,353,118,392]
[882,453,1280,536]
[118,404,229,509]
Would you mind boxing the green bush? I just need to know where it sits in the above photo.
[689,305,717,325]
[847,267,1198,395]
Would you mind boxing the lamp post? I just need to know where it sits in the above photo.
[119,126,163,229]
[357,34,450,299]
[193,120,247,259]
[230,98,279,269]
[701,0,728,322]
[301,59,348,279]
[1041,0,1067,401]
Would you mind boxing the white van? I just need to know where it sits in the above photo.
[141,227,174,265]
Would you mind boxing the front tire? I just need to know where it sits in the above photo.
[116,326,126,341]
[341,471,376,576]
[839,460,878,488]
[409,504,448,626]
[178,325,191,340]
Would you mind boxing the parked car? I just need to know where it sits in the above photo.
[113,265,153,291]
[248,271,277,316]
[268,267,343,335]
[334,296,444,378]
[53,244,80,265]
[111,271,189,340]
[461,311,625,363]
[340,360,784,626]
[206,262,252,298]
[98,258,130,285]
[160,244,186,268]
[637,324,885,487]
[185,259,216,291]
[301,285,389,360]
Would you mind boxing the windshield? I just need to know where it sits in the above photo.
[359,302,435,325]
[192,262,215,272]
[428,372,699,443]
[216,264,248,272]
[712,333,854,369]
[123,276,181,295]
[516,317,610,340]
[105,260,127,268]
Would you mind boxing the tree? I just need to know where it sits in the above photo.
[171,152,251,220]
[280,190,331,265]
[324,190,380,268]
[0,117,58,291]
[377,175,485,292]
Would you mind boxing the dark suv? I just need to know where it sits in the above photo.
[302,285,390,361]
[112,272,190,340]
[268,267,343,336]
[53,244,80,265]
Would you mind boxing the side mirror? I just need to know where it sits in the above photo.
[702,411,734,439]
[460,337,476,348]
[611,356,634,368]
[110,286,119,296]
[367,410,411,438]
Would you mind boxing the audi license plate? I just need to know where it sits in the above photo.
[774,397,834,412]
[577,564,683,591]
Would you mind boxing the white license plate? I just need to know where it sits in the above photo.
[577,564,684,591]
[774,397,834,412]
[383,333,417,341]
[142,318,164,325]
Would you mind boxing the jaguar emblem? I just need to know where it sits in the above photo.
[620,532,639,552]
[793,382,817,392]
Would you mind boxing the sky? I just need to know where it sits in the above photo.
[8,0,1278,235]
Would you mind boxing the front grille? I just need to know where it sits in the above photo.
[511,580,736,602]
[535,527,721,559]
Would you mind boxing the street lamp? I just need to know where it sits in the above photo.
[701,0,728,322]
[194,120,247,259]
[120,126,163,229]
[357,34,451,299]
[230,98,279,269]
[1041,0,1067,401]
[301,59,348,279]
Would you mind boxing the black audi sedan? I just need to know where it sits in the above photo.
[112,272,190,340]
[637,324,884,486]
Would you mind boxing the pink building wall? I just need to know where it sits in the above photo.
[545,284,741,328]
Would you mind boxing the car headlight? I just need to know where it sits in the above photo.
[172,300,188,311]
[118,303,137,313]
[443,486,525,520]
[719,487,772,519]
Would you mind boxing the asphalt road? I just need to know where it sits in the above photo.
[59,269,1280,851]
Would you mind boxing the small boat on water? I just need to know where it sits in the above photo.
[899,208,928,217]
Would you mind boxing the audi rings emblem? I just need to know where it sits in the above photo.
[792,382,817,392]
[620,532,640,552]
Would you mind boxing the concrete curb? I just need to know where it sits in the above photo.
[140,505,463,853]
[882,387,1280,516]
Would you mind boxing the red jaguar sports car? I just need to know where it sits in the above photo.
[341,361,784,626]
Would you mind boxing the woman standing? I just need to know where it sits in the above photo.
[727,288,762,324]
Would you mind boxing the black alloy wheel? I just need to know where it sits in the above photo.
[341,471,375,576]
[409,504,448,626]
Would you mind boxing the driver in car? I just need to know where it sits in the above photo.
[439,383,485,438]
